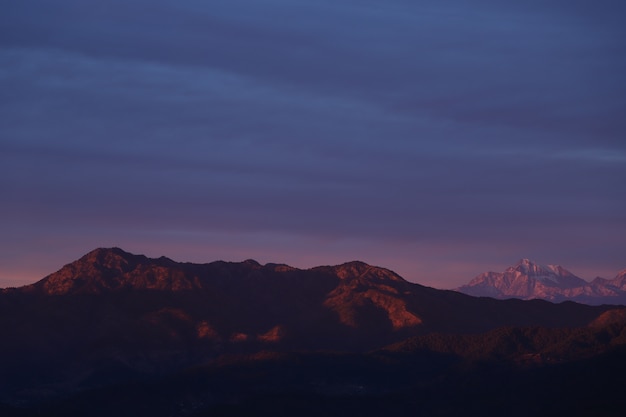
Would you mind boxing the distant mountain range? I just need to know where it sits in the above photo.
[1,248,625,416]
[456,258,626,305]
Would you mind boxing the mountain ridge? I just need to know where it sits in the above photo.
[7,250,625,306]
[457,258,626,305]
[0,248,624,413]
[15,248,408,296]
[2,248,616,345]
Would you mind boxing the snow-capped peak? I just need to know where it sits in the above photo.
[506,259,580,285]
[457,261,626,304]
[510,259,553,277]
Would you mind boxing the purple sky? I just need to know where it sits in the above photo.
[1,0,625,288]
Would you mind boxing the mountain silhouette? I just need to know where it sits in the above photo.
[0,248,624,416]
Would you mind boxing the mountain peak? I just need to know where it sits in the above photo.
[510,258,548,274]
[331,261,373,279]
[337,260,371,269]
[84,246,134,257]
[79,247,145,266]
[30,248,149,294]
[242,259,261,267]
[458,259,605,302]
[507,259,575,280]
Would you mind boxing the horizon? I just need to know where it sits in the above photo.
[1,245,623,290]
[2,1,625,289]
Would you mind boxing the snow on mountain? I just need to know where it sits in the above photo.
[457,260,626,305]
[504,259,587,288]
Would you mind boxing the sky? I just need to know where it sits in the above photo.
[1,0,625,289]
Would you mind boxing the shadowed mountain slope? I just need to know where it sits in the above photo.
[7,307,625,417]
[0,248,618,407]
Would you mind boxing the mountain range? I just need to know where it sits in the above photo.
[456,258,626,305]
[1,248,625,416]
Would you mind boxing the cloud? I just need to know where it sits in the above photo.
[1,0,625,286]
